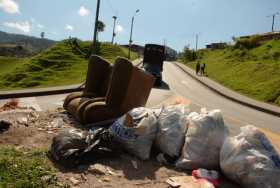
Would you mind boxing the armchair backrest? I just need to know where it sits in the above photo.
[84,55,112,96]
[106,57,155,112]
[105,57,133,108]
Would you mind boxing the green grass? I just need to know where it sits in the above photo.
[0,148,57,188]
[182,39,280,106]
[0,56,23,75]
[0,41,137,90]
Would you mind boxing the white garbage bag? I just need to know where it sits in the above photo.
[155,104,189,158]
[110,107,158,160]
[220,125,280,188]
[176,109,229,170]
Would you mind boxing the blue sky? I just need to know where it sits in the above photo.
[0,0,279,51]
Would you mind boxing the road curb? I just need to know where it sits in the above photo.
[0,86,83,100]
[175,62,280,118]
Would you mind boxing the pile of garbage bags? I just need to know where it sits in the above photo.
[50,105,280,188]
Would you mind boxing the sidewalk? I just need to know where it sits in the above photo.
[175,62,280,117]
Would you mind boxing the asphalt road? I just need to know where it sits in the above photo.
[1,61,279,135]
[162,62,280,135]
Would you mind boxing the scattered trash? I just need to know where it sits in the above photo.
[0,100,39,130]
[88,164,107,175]
[69,177,80,186]
[166,176,215,188]
[155,104,189,158]
[17,117,28,127]
[51,118,64,128]
[0,120,11,132]
[131,160,138,169]
[0,99,19,112]
[49,128,116,167]
[220,125,280,188]
[80,173,87,181]
[176,109,229,170]
[106,168,120,177]
[110,107,158,160]
[192,169,219,187]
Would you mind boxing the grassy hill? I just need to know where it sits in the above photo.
[0,40,137,90]
[0,30,56,54]
[183,39,280,106]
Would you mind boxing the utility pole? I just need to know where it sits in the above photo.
[128,9,140,59]
[195,34,198,51]
[92,0,101,54]
[267,12,279,32]
[111,16,117,44]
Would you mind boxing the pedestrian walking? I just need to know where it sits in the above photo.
[201,63,206,76]
[196,62,201,75]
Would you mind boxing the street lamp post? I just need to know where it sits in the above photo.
[128,9,140,59]
[92,0,101,54]
[267,12,279,32]
[111,16,117,44]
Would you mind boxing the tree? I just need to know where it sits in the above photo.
[97,21,105,32]
[182,46,197,62]
[96,20,105,41]
[40,32,45,39]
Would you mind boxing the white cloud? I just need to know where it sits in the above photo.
[37,24,45,29]
[65,24,74,31]
[115,25,123,34]
[78,6,89,17]
[3,21,31,33]
[0,0,19,14]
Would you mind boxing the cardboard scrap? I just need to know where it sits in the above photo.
[166,176,214,188]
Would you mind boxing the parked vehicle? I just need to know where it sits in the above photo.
[143,44,165,86]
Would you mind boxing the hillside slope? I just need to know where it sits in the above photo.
[184,39,280,106]
[0,30,56,54]
[0,40,137,90]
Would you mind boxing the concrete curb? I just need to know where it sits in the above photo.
[175,62,280,118]
[0,59,142,100]
[0,85,83,99]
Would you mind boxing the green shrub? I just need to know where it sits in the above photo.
[234,35,262,49]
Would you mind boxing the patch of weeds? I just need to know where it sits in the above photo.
[5,73,27,82]
[272,51,280,60]
[0,148,58,188]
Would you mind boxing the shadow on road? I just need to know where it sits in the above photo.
[153,80,170,90]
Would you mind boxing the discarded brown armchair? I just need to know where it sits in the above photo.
[63,55,112,120]
[65,57,155,125]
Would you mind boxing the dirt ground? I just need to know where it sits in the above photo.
[0,104,239,188]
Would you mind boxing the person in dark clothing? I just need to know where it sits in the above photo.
[196,62,201,75]
[201,63,206,76]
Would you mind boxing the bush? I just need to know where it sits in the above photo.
[234,35,262,49]
[181,46,197,63]
[272,51,280,60]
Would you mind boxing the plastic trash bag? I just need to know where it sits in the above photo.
[110,107,158,160]
[220,125,280,188]
[155,104,189,158]
[49,128,115,167]
[176,109,229,170]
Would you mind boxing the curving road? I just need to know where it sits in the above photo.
[161,62,280,135]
